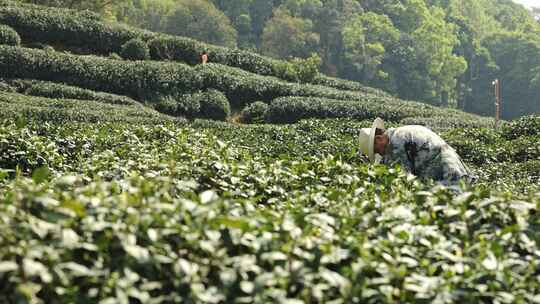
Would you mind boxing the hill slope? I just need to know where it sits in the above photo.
[0,2,538,304]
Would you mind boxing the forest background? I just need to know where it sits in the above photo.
[16,0,540,119]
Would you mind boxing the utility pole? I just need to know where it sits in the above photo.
[492,79,501,128]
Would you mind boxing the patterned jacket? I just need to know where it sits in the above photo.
[381,125,475,185]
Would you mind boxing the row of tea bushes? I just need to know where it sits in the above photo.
[0,45,493,124]
[0,23,18,45]
[0,45,195,100]
[0,119,538,303]
[0,48,232,120]
[241,96,492,129]
[445,115,540,165]
[0,2,153,54]
[152,90,231,121]
[0,46,390,108]
[0,91,179,126]
[265,96,411,123]
[1,78,141,106]
[0,1,388,93]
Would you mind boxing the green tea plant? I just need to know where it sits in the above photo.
[120,38,150,61]
[0,91,180,126]
[0,24,18,45]
[0,44,493,126]
[0,2,389,93]
[198,89,230,121]
[2,78,141,106]
[0,118,538,303]
[265,96,493,128]
[240,101,269,124]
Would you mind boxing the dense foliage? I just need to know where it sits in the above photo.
[198,89,231,121]
[240,101,268,124]
[0,1,391,92]
[0,115,538,303]
[0,91,179,124]
[265,96,493,129]
[0,45,460,117]
[0,2,539,302]
[1,78,141,106]
[0,23,18,45]
[23,0,533,118]
[120,38,150,61]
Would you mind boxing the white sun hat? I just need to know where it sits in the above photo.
[358,117,385,163]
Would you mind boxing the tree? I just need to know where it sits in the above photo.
[261,8,319,59]
[314,0,363,75]
[249,0,279,46]
[114,0,176,31]
[341,12,399,88]
[211,0,255,48]
[478,32,540,119]
[20,0,129,20]
[282,0,322,19]
[164,0,237,48]
[411,7,467,105]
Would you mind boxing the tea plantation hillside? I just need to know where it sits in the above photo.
[0,0,384,94]
[0,1,539,303]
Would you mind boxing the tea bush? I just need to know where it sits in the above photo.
[0,45,495,125]
[0,24,19,46]
[0,4,153,54]
[198,89,230,121]
[267,96,405,123]
[240,101,269,124]
[148,36,277,76]
[2,78,141,106]
[0,91,179,126]
[150,90,229,121]
[153,94,184,116]
[265,96,493,129]
[501,115,540,139]
[0,118,538,303]
[0,45,401,110]
[0,2,386,93]
[120,38,150,61]
[0,45,196,100]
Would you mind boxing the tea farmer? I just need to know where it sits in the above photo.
[358,118,475,185]
[200,50,209,64]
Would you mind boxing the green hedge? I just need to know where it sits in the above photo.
[0,90,178,124]
[121,38,150,61]
[0,4,153,54]
[0,2,386,93]
[198,89,230,121]
[3,78,141,106]
[265,96,493,128]
[266,97,400,124]
[501,115,540,139]
[0,45,319,107]
[0,45,197,101]
[240,101,269,124]
[152,90,230,121]
[0,24,19,46]
[0,45,491,125]
[148,36,277,75]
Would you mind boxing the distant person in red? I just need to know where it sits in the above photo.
[200,51,208,64]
